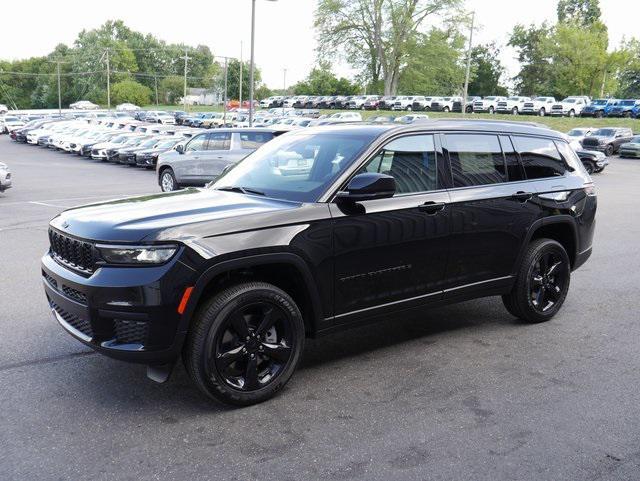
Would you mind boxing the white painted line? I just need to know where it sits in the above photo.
[28,201,68,208]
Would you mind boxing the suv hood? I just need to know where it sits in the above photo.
[50,188,303,244]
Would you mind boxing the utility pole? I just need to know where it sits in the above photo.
[462,11,475,118]
[48,59,66,116]
[600,70,607,98]
[249,0,256,126]
[182,48,190,111]
[106,48,111,110]
[239,41,243,109]
[223,57,228,125]
[154,74,159,106]
[282,68,287,115]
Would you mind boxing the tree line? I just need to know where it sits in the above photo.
[0,20,268,109]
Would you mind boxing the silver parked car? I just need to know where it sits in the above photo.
[157,128,282,192]
[0,162,12,192]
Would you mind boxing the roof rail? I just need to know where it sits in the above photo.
[430,117,548,129]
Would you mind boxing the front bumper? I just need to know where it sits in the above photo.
[619,149,640,158]
[41,251,196,364]
[0,171,11,191]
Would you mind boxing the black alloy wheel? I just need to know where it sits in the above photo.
[502,239,570,323]
[184,282,305,406]
[583,161,595,174]
[604,144,614,157]
[528,251,568,314]
[209,301,294,392]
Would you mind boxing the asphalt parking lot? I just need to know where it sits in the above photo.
[1,135,639,481]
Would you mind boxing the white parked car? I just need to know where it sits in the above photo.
[1,116,26,133]
[0,162,11,192]
[550,96,590,117]
[473,96,507,114]
[430,97,461,112]
[327,112,362,122]
[116,103,140,111]
[521,97,556,116]
[496,96,531,115]
[393,114,429,124]
[145,111,176,125]
[391,96,416,111]
[70,100,100,110]
[0,104,8,114]
[347,95,379,110]
[566,127,596,150]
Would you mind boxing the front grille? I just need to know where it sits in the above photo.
[524,103,534,108]
[50,300,93,338]
[497,102,507,107]
[114,320,148,345]
[43,271,57,288]
[452,101,462,109]
[48,228,97,274]
[91,149,99,155]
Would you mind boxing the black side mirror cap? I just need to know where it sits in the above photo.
[175,144,184,154]
[336,172,396,202]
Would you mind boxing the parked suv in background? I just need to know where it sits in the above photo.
[497,96,531,115]
[473,96,507,114]
[550,96,590,117]
[378,96,397,110]
[430,96,460,112]
[411,96,434,111]
[0,162,11,192]
[42,120,596,406]
[392,96,416,111]
[157,129,280,191]
[581,127,634,156]
[606,99,640,118]
[619,136,640,158]
[581,99,618,118]
[453,96,480,113]
[522,97,556,116]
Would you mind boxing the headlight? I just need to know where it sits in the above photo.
[96,244,178,265]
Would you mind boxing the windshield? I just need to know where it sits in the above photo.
[631,136,640,143]
[564,99,576,103]
[593,129,615,136]
[592,100,607,105]
[156,139,177,149]
[211,131,375,202]
[620,100,635,106]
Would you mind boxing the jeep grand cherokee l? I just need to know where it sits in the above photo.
[42,121,596,406]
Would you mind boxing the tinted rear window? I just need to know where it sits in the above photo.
[240,132,275,149]
[445,134,506,187]
[513,136,566,179]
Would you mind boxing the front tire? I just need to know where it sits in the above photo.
[488,106,495,114]
[502,239,571,323]
[582,161,595,174]
[443,106,450,112]
[604,144,614,157]
[539,107,546,117]
[183,282,305,406]
[159,168,178,192]
[512,107,518,115]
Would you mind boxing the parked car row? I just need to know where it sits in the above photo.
[258,94,640,118]
[6,115,200,170]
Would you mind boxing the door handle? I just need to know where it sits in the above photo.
[511,191,533,202]
[418,201,446,214]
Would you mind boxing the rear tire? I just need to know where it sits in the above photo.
[502,239,571,323]
[183,282,305,406]
[443,106,450,112]
[582,161,595,174]
[488,106,494,114]
[604,144,614,157]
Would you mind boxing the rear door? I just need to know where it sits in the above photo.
[442,132,542,297]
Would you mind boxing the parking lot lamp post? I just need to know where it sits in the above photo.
[282,67,287,115]
[249,0,277,127]
[239,41,243,110]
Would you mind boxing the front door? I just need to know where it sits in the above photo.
[197,131,232,182]
[329,133,450,322]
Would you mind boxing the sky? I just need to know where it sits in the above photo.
[0,0,638,89]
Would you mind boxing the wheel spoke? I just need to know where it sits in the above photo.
[256,306,277,336]
[532,275,544,286]
[533,286,544,307]
[547,260,562,277]
[547,285,561,302]
[243,356,259,390]
[261,342,291,363]
[229,312,249,339]
[538,254,548,275]
[217,345,245,368]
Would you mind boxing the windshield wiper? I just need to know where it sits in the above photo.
[216,186,265,196]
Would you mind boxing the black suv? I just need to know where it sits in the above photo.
[42,120,596,406]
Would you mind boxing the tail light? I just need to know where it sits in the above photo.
[584,184,596,196]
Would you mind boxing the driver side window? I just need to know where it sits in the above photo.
[186,134,207,152]
[360,135,437,194]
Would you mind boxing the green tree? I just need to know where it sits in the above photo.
[292,62,361,95]
[111,79,152,106]
[508,23,554,96]
[315,0,463,95]
[398,28,466,95]
[225,58,261,100]
[467,43,508,96]
[557,0,602,26]
[616,39,640,98]
[159,75,184,104]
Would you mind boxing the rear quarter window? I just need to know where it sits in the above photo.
[240,132,274,149]
[513,136,566,179]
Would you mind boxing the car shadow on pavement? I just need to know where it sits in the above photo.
[53,297,517,413]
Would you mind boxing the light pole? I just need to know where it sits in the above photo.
[249,0,277,126]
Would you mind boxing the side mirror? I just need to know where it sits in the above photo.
[336,173,396,202]
[175,144,184,154]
